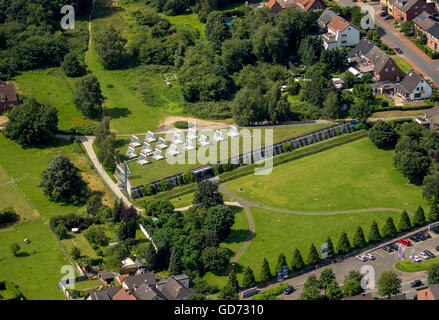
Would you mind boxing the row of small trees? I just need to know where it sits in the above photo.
[141,171,196,196]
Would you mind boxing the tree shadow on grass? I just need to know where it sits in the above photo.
[104,107,131,120]
[223,229,250,245]
[16,251,30,258]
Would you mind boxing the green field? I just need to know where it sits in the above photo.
[119,123,333,185]
[239,207,402,281]
[225,138,427,213]
[393,57,413,74]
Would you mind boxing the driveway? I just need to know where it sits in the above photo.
[335,0,439,86]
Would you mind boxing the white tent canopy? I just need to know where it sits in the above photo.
[137,153,150,166]
[228,125,240,138]
[213,129,225,142]
[145,131,157,143]
[187,127,197,140]
[156,137,168,149]
[198,134,210,147]
[167,144,181,156]
[184,139,195,151]
[140,142,153,156]
[172,132,184,145]
[129,135,142,148]
[125,146,138,159]
[152,149,165,160]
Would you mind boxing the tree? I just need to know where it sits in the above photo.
[400,21,414,36]
[143,242,157,271]
[321,91,340,121]
[251,23,287,64]
[242,266,256,288]
[290,249,305,271]
[71,247,81,260]
[231,87,262,126]
[319,268,336,290]
[95,116,111,148]
[349,99,373,124]
[72,74,104,119]
[200,247,229,273]
[298,35,321,66]
[398,210,411,232]
[160,179,171,191]
[10,243,20,257]
[413,206,426,227]
[84,225,108,246]
[260,258,272,283]
[368,220,381,243]
[202,205,235,241]
[221,38,253,73]
[300,274,321,300]
[205,11,229,49]
[429,202,439,222]
[307,244,320,265]
[275,253,287,272]
[423,171,439,204]
[344,71,356,88]
[121,206,137,222]
[393,149,430,185]
[61,52,84,77]
[427,262,439,284]
[342,279,363,298]
[40,155,88,204]
[112,199,124,222]
[345,270,363,283]
[86,195,102,217]
[226,270,239,293]
[95,24,127,70]
[97,134,116,170]
[5,98,58,147]
[168,247,182,275]
[326,237,335,259]
[368,120,398,149]
[326,280,343,300]
[193,180,224,209]
[353,226,366,249]
[353,84,374,102]
[219,283,238,300]
[336,231,351,254]
[382,217,397,238]
[377,271,401,298]
[53,223,68,240]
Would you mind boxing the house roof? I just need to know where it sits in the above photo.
[295,0,325,11]
[327,15,351,32]
[122,272,156,290]
[365,46,395,73]
[413,12,439,39]
[399,69,426,94]
[0,82,17,103]
[113,288,137,300]
[392,0,420,12]
[98,270,115,281]
[116,274,130,284]
[317,7,338,27]
[88,286,122,300]
[134,257,146,268]
[348,37,375,58]
[159,277,194,300]
[133,283,167,300]
[266,0,295,9]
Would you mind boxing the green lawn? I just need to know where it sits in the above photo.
[166,12,206,38]
[393,57,413,74]
[395,256,439,272]
[119,123,332,186]
[239,207,402,281]
[225,138,427,213]
[73,279,100,291]
[61,232,98,259]
[170,193,195,208]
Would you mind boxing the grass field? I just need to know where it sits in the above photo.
[225,138,427,213]
[393,57,414,73]
[119,123,333,185]
[395,256,439,272]
[239,207,402,281]
[61,232,98,260]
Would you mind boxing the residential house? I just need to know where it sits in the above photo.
[113,288,137,300]
[87,286,121,300]
[293,0,326,12]
[388,0,434,21]
[348,38,401,82]
[133,283,167,300]
[121,272,157,291]
[97,270,116,286]
[317,7,338,29]
[159,277,194,300]
[321,15,360,49]
[397,69,432,100]
[413,11,439,52]
[0,82,18,113]
[265,0,295,14]
[417,284,439,300]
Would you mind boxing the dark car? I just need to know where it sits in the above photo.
[425,249,435,258]
[409,235,420,242]
[420,231,431,239]
[395,47,403,54]
[436,245,439,253]
[432,227,439,235]
[382,245,393,253]
[410,280,423,288]
[390,243,399,250]
[416,233,427,241]
[283,286,294,295]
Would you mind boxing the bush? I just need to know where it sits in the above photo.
[252,283,288,300]
[0,207,19,226]
[174,121,189,129]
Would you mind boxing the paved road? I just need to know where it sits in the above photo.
[335,0,439,86]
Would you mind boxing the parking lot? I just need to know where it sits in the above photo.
[274,225,439,300]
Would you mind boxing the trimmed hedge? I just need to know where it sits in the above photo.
[374,105,431,112]
[252,283,288,300]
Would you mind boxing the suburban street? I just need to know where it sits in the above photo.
[335,0,439,86]
[254,226,439,300]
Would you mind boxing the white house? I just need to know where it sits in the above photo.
[397,69,432,100]
[322,15,360,50]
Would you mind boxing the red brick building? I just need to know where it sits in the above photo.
[413,11,439,52]
[265,0,326,13]
[0,82,18,113]
[389,0,434,21]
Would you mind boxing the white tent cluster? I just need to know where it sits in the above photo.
[184,139,195,151]
[125,146,138,159]
[156,137,168,149]
[213,129,225,142]
[145,131,157,143]
[172,132,184,145]
[228,125,240,138]
[167,144,181,156]
[198,134,211,147]
[187,127,197,140]
[129,135,142,148]
[140,142,153,156]
[152,149,165,161]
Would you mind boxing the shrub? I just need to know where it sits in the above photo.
[174,121,189,129]
[0,207,19,226]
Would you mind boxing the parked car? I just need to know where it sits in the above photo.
[424,249,435,258]
[409,235,420,242]
[419,251,429,260]
[389,243,399,251]
[420,231,431,239]
[283,285,294,295]
[364,253,375,260]
[410,280,423,287]
[356,255,368,262]
[398,238,411,246]
[380,11,387,16]
[382,245,393,253]
[416,233,427,241]
[431,227,439,235]
[411,255,421,262]
[394,47,403,54]
[436,245,439,253]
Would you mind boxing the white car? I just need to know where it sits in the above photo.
[419,251,429,260]
[411,255,421,262]
[364,253,375,260]
[356,255,367,262]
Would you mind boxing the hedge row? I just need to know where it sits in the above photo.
[251,283,288,300]
[374,105,431,112]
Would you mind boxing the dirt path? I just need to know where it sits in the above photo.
[155,116,232,133]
